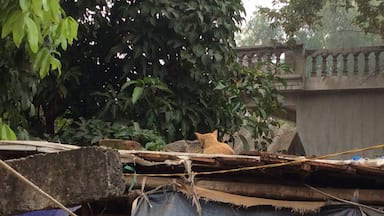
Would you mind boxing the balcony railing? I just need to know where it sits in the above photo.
[236,44,304,75]
[236,44,384,78]
[305,46,384,77]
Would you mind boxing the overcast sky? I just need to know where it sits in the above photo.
[242,0,273,21]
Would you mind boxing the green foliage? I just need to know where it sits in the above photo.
[258,0,384,42]
[56,118,166,150]
[121,77,172,105]
[236,12,285,46]
[296,1,382,48]
[51,0,254,143]
[240,1,382,48]
[123,165,137,190]
[354,0,384,37]
[0,38,40,139]
[1,0,284,151]
[0,0,78,77]
[0,119,16,140]
[0,0,78,140]
[216,62,286,148]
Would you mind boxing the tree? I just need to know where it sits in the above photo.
[30,0,283,149]
[258,0,384,43]
[238,1,382,49]
[236,12,285,46]
[0,0,77,139]
[0,0,283,150]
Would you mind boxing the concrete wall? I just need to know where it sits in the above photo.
[297,91,384,159]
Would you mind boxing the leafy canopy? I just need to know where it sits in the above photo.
[0,0,78,77]
[258,0,384,43]
[239,1,382,48]
[0,0,78,140]
[1,0,284,150]
[45,0,282,148]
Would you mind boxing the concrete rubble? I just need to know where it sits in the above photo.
[0,147,126,215]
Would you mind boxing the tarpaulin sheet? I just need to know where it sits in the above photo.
[133,191,372,216]
[15,206,81,216]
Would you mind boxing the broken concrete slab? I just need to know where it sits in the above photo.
[268,124,306,156]
[0,147,125,215]
[164,140,202,153]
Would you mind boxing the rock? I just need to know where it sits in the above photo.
[0,147,125,215]
[268,124,306,155]
[164,140,202,153]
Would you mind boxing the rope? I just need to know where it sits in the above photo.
[123,143,384,213]
[124,143,384,177]
[0,159,77,216]
[305,184,384,214]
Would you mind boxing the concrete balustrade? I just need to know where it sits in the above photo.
[236,44,384,92]
[306,46,384,77]
[236,44,384,77]
[235,44,384,158]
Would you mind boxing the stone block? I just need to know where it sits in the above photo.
[268,124,306,156]
[0,147,125,215]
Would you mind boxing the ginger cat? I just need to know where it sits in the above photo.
[194,130,234,155]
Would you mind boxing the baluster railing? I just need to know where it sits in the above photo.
[353,53,359,75]
[304,46,384,77]
[236,44,304,75]
[375,51,380,75]
[311,56,317,76]
[364,52,369,74]
[321,54,327,76]
[332,54,338,75]
[342,53,348,76]
[237,45,384,78]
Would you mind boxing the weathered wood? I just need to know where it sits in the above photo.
[119,151,384,192]
[125,175,384,205]
[99,139,141,150]
[181,184,326,212]
[119,150,262,165]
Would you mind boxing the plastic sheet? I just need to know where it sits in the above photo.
[15,206,81,216]
[133,191,372,216]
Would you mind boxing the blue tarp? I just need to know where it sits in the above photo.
[133,191,378,216]
[16,206,81,216]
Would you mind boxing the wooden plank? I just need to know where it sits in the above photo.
[0,141,79,152]
[180,184,326,212]
[121,151,384,178]
[124,175,384,205]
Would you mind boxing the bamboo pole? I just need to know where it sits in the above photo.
[0,159,77,216]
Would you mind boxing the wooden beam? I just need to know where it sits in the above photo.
[125,175,384,205]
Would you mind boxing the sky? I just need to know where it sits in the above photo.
[242,0,273,21]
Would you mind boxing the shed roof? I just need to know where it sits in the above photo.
[1,140,384,209]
